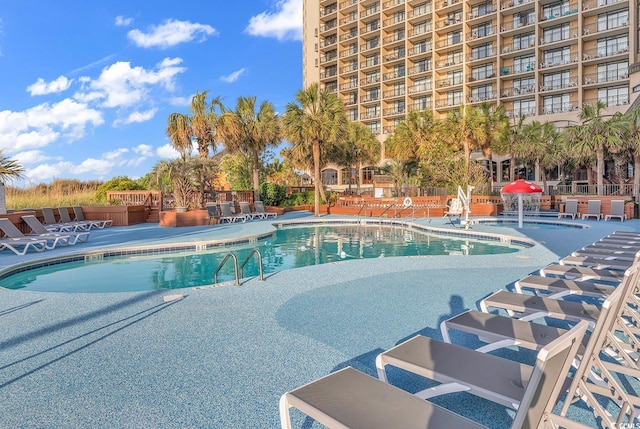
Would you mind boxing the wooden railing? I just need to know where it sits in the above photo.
[107,191,162,209]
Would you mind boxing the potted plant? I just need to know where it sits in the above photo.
[152,156,197,212]
[173,176,194,212]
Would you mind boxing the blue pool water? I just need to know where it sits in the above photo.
[0,225,524,293]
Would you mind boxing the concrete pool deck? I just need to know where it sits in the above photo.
[0,212,638,428]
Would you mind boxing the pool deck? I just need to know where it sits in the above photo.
[0,212,638,428]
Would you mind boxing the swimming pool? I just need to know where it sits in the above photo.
[0,223,529,293]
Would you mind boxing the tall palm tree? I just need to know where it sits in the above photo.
[282,83,347,216]
[493,115,528,182]
[332,122,380,195]
[442,105,484,184]
[477,103,509,191]
[623,107,640,199]
[166,90,224,206]
[217,96,281,202]
[565,101,627,195]
[521,121,563,192]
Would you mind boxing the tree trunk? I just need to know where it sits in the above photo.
[596,148,605,196]
[634,154,640,201]
[463,137,471,184]
[485,149,493,194]
[252,149,260,203]
[356,161,362,195]
[312,139,321,216]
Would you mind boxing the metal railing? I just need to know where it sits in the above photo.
[214,249,264,286]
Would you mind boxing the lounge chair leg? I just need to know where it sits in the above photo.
[279,395,293,429]
[375,355,388,383]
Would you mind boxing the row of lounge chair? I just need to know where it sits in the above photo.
[0,207,111,255]
[280,230,640,428]
[559,199,627,221]
[206,201,277,224]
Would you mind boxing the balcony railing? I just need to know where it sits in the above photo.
[339,0,358,8]
[467,49,494,62]
[320,69,337,79]
[408,84,432,93]
[361,23,381,35]
[583,70,629,85]
[539,79,578,91]
[541,103,578,115]
[408,65,431,75]
[361,94,381,103]
[319,21,337,33]
[339,32,358,41]
[468,72,496,82]
[435,37,463,49]
[538,3,578,22]
[360,75,381,85]
[384,51,405,62]
[500,84,535,96]
[582,19,628,36]
[383,33,405,44]
[361,5,381,18]
[407,44,432,56]
[360,58,380,68]
[383,70,406,80]
[436,0,462,10]
[340,81,358,90]
[435,17,462,30]
[384,88,406,98]
[499,0,534,10]
[468,93,496,102]
[468,4,496,19]
[408,5,431,19]
[409,101,432,111]
[340,47,358,58]
[408,25,432,37]
[582,45,628,60]
[582,0,626,11]
[505,107,536,118]
[436,58,462,68]
[500,18,535,32]
[467,27,495,40]
[320,6,337,17]
[539,54,578,69]
[436,78,463,88]
[360,111,381,119]
[320,54,338,64]
[583,96,630,107]
[435,98,463,108]
[340,64,358,73]
[383,16,405,27]
[383,0,405,8]
[383,107,406,115]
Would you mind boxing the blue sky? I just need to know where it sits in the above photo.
[0,0,303,186]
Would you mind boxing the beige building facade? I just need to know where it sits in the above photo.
[303,0,640,191]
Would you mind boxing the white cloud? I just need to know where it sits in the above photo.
[114,108,158,126]
[13,150,58,165]
[133,144,154,157]
[68,54,117,76]
[127,19,217,48]
[246,0,302,41]
[220,68,246,83]
[76,58,186,109]
[27,76,73,96]
[168,96,191,106]
[156,143,182,159]
[0,99,104,153]
[115,15,133,26]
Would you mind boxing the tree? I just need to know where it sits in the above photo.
[520,121,563,192]
[441,105,484,184]
[477,103,509,191]
[282,83,347,216]
[94,176,145,203]
[565,101,627,195]
[217,96,281,202]
[166,90,224,206]
[0,151,25,183]
[623,108,640,199]
[385,109,436,163]
[493,115,529,182]
[332,122,380,195]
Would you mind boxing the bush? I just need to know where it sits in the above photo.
[258,182,286,206]
[95,176,145,203]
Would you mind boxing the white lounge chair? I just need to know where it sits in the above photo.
[0,236,48,255]
[219,202,247,223]
[21,215,90,245]
[444,198,463,226]
[558,199,578,219]
[582,199,601,220]
[281,320,590,429]
[73,206,112,228]
[605,200,627,221]
[238,202,259,220]
[0,218,69,250]
[56,207,93,231]
[254,201,277,219]
[41,207,78,232]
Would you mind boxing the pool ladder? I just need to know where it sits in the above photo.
[213,248,264,286]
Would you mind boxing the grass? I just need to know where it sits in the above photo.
[6,188,99,211]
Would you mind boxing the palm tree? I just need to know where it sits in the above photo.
[520,121,563,192]
[332,122,380,195]
[0,151,25,214]
[166,90,224,206]
[385,109,435,163]
[217,96,281,202]
[477,103,509,191]
[282,83,347,216]
[565,101,627,195]
[442,105,485,184]
[624,107,640,199]
[493,115,528,182]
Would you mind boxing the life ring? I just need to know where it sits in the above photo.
[403,197,413,207]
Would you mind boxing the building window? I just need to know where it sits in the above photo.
[471,43,494,60]
[471,63,494,80]
[543,46,571,66]
[541,23,570,44]
[598,86,629,106]
[512,32,535,50]
[597,61,629,82]
[542,93,571,113]
[447,89,463,106]
[512,55,535,73]
[470,84,494,101]
[513,98,535,116]
[596,35,628,56]
[597,9,628,31]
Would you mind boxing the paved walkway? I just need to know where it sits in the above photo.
[0,213,637,428]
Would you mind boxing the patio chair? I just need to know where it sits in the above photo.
[0,236,48,255]
[582,199,601,220]
[41,207,77,232]
[540,263,625,282]
[0,217,71,250]
[558,199,578,219]
[205,203,220,224]
[238,202,259,220]
[281,320,590,429]
[443,198,463,226]
[254,201,277,219]
[219,202,247,223]
[57,207,93,231]
[21,215,90,245]
[73,206,112,228]
[605,200,627,222]
[440,266,639,426]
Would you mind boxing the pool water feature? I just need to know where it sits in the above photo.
[0,224,527,293]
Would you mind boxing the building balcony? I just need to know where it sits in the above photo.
[383,88,406,98]
[499,0,534,11]
[361,5,381,18]
[581,45,629,61]
[583,96,630,108]
[583,71,629,86]
[383,106,406,115]
[539,79,578,92]
[383,0,406,9]
[408,6,431,19]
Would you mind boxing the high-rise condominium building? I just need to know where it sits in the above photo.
[303,0,640,188]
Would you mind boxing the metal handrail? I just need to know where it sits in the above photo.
[214,252,240,286]
[379,204,396,218]
[356,203,367,217]
[240,249,264,281]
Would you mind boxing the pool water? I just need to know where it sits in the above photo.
[0,225,523,293]
[475,219,585,229]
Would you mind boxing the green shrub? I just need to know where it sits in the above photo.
[95,176,145,203]
[258,182,286,206]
